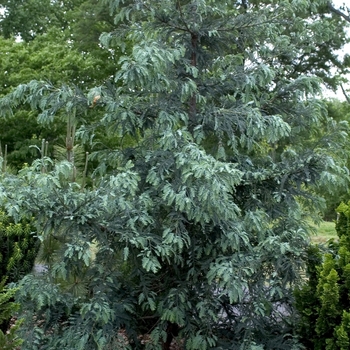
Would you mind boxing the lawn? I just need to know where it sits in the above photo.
[311,220,338,244]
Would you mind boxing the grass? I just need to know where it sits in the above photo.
[310,220,338,244]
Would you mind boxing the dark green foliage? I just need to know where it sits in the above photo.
[0,161,40,348]
[0,0,69,41]
[0,278,17,328]
[0,0,117,171]
[0,278,23,350]
[295,201,350,349]
[0,211,40,283]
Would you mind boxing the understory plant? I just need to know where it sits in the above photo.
[0,278,23,350]
[0,210,39,283]
[0,198,39,348]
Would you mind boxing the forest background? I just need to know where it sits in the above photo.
[0,0,349,349]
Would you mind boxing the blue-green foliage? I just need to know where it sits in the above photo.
[0,0,348,349]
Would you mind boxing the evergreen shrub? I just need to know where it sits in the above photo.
[0,278,23,350]
[0,211,40,283]
[295,201,350,349]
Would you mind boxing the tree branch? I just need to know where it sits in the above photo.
[341,84,350,104]
[328,2,350,23]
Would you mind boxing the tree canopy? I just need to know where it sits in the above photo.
[0,0,349,349]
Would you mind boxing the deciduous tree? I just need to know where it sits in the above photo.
[0,0,117,170]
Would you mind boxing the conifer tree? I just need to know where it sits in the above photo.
[295,201,350,349]
[0,0,349,349]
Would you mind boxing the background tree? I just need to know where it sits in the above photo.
[0,0,349,349]
[247,0,350,90]
[0,0,113,44]
[320,99,350,220]
[0,0,117,170]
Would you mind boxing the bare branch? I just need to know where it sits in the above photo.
[341,84,350,104]
[328,2,350,23]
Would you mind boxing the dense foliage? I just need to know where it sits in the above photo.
[0,0,349,349]
[0,211,39,347]
[322,100,350,220]
[0,210,39,283]
[0,0,117,170]
[295,201,350,349]
[0,279,23,350]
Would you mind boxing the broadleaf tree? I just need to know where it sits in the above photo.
[0,0,349,349]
